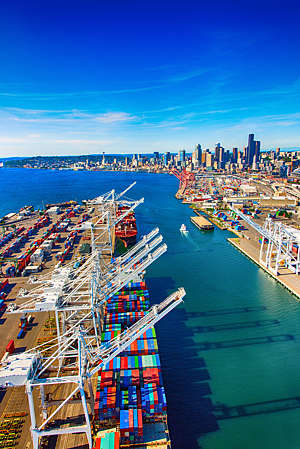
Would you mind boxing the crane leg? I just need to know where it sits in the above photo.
[79,384,92,448]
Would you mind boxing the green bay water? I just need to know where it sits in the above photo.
[1,168,300,449]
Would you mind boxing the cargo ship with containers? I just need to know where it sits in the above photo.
[92,207,171,449]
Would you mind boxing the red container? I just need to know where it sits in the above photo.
[6,339,14,354]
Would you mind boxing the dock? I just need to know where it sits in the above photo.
[190,215,214,231]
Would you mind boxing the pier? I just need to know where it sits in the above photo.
[190,215,214,231]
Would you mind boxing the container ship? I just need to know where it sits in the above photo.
[93,279,171,449]
[115,206,138,248]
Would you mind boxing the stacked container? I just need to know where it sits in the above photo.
[94,281,168,445]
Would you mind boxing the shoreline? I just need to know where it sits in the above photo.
[1,166,171,175]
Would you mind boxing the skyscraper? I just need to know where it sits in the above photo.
[192,144,202,165]
[232,147,238,163]
[215,143,221,161]
[218,147,224,164]
[247,134,255,165]
[246,133,261,166]
[195,144,202,160]
[255,141,260,162]
[206,153,213,168]
[163,152,170,165]
[179,150,186,162]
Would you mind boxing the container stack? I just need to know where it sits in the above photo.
[93,430,120,449]
[17,315,28,339]
[119,408,143,443]
[94,281,168,445]
[140,383,167,416]
[58,231,78,263]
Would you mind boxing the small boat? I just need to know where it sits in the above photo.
[180,224,188,233]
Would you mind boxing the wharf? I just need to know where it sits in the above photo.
[190,215,214,231]
[228,237,300,300]
[194,209,227,230]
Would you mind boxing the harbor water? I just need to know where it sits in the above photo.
[1,168,300,449]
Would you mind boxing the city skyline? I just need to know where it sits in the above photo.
[0,1,300,157]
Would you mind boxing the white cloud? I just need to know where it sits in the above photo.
[95,112,138,123]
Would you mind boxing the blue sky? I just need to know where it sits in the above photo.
[0,0,300,156]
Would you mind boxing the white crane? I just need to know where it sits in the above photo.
[230,206,300,275]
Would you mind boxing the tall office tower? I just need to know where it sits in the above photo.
[179,150,186,162]
[232,147,238,163]
[192,144,202,165]
[195,144,202,161]
[153,152,160,160]
[255,141,261,162]
[243,146,247,159]
[192,150,197,165]
[201,151,207,166]
[163,152,171,165]
[218,146,224,164]
[276,147,281,158]
[206,153,213,168]
[247,134,255,165]
[215,143,221,161]
[280,164,288,178]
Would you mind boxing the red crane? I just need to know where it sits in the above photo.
[170,168,195,192]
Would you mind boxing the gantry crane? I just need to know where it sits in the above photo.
[230,206,300,275]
